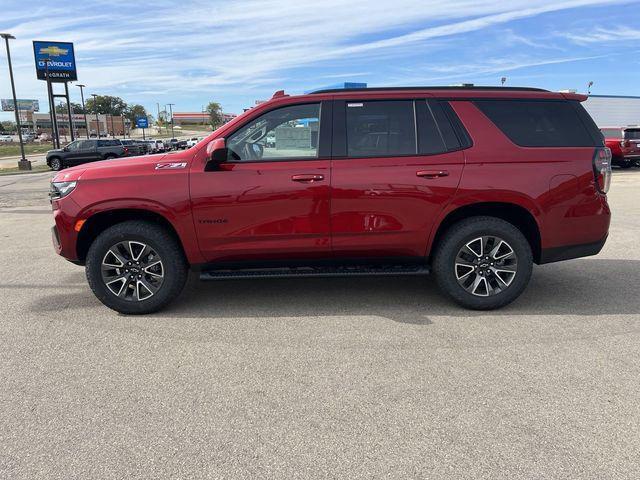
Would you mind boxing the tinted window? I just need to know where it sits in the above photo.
[66,141,80,151]
[624,129,640,140]
[475,100,599,147]
[439,101,473,149]
[415,101,446,154]
[98,140,120,147]
[346,100,415,157]
[227,103,320,161]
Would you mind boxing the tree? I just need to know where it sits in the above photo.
[206,102,224,129]
[55,102,84,114]
[126,104,147,125]
[85,95,128,115]
[1,121,16,132]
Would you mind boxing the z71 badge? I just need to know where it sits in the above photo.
[155,162,187,170]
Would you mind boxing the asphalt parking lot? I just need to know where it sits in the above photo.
[1,170,639,479]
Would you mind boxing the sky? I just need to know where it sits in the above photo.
[1,0,640,122]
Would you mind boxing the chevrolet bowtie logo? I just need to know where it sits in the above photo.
[39,46,68,57]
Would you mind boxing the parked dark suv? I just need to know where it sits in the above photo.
[50,86,611,314]
[46,139,128,171]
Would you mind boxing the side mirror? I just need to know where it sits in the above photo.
[63,146,69,152]
[205,138,228,171]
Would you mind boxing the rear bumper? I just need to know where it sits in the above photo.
[539,234,608,264]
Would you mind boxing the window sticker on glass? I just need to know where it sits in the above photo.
[347,103,364,108]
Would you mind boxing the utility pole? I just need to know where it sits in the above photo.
[156,102,161,134]
[1,33,30,169]
[167,103,175,139]
[77,84,89,138]
[91,94,100,138]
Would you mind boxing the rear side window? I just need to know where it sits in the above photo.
[98,140,120,147]
[345,100,415,157]
[475,100,599,147]
[601,128,622,138]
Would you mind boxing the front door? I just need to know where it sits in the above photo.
[68,139,97,165]
[330,98,466,259]
[190,102,332,263]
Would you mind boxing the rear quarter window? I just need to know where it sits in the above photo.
[475,99,600,147]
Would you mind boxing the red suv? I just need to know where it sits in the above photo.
[50,86,611,314]
[601,126,640,168]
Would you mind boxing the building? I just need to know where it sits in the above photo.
[31,112,130,137]
[582,95,640,127]
[172,112,237,126]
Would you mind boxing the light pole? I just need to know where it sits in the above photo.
[77,84,89,138]
[167,103,175,139]
[156,102,161,134]
[501,76,507,86]
[1,33,29,170]
[587,81,594,95]
[91,94,100,138]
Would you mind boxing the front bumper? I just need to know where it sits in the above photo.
[51,197,82,263]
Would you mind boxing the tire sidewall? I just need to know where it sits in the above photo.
[49,157,62,171]
[434,218,533,310]
[86,223,186,314]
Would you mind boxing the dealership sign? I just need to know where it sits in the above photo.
[33,41,77,82]
[1,99,40,112]
[136,117,149,129]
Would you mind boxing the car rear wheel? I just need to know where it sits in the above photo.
[49,157,63,171]
[433,216,533,310]
[85,220,188,314]
[103,154,116,160]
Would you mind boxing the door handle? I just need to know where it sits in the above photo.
[416,170,449,179]
[291,174,324,182]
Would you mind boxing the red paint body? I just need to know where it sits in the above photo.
[51,88,610,267]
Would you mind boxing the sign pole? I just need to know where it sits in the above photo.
[64,81,74,141]
[142,127,145,140]
[0,33,29,169]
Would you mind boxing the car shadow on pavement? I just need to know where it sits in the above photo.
[27,258,640,323]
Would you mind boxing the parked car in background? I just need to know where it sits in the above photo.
[601,126,640,168]
[144,140,158,153]
[176,139,188,149]
[0,134,14,143]
[167,138,179,150]
[50,85,611,314]
[121,139,146,156]
[46,139,128,171]
[186,137,201,148]
[153,139,165,152]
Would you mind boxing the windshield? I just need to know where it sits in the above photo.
[624,129,640,140]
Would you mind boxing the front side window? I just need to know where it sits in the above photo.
[346,100,416,157]
[77,140,95,151]
[66,141,80,151]
[227,103,320,162]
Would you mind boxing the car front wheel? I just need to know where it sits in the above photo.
[433,216,533,310]
[85,220,188,314]
[49,157,63,171]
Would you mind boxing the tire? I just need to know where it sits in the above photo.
[103,154,116,160]
[49,157,63,171]
[432,216,533,310]
[619,162,632,169]
[85,220,188,314]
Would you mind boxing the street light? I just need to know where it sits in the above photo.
[501,76,507,86]
[91,94,100,138]
[76,84,89,138]
[587,81,594,95]
[167,103,175,139]
[1,33,30,170]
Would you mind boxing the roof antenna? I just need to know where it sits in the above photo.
[501,77,507,86]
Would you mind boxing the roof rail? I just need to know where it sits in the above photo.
[309,85,549,94]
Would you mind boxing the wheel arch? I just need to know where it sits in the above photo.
[76,208,187,265]
[429,202,542,264]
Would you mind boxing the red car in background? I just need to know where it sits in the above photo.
[600,126,640,168]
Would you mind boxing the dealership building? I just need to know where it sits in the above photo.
[171,112,237,126]
[582,95,640,127]
[28,112,130,137]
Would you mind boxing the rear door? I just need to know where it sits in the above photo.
[330,98,467,258]
[624,128,640,156]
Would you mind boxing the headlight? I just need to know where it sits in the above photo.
[50,181,77,200]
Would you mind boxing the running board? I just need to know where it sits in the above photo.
[199,264,430,281]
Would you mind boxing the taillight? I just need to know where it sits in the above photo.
[593,147,612,194]
[123,147,129,155]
